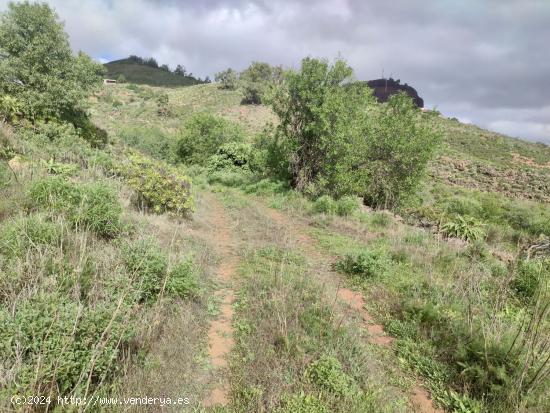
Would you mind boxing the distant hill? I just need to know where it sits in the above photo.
[104,56,207,87]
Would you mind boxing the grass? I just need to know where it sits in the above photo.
[229,246,406,412]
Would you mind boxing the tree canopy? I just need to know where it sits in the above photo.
[264,57,441,207]
[0,1,104,122]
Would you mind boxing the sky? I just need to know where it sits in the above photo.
[1,0,549,144]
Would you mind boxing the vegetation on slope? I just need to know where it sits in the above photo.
[0,3,207,410]
[88,51,550,412]
[104,56,208,87]
[1,1,549,411]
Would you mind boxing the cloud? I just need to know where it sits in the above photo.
[1,0,549,143]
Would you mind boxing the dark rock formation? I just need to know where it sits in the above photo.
[366,78,424,108]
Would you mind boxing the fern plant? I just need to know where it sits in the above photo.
[441,215,486,242]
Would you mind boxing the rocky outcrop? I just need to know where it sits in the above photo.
[366,78,424,108]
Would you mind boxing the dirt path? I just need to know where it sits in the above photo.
[202,193,238,408]
[259,204,442,413]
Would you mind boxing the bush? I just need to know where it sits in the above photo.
[239,61,282,104]
[69,112,109,148]
[119,126,176,162]
[313,195,337,215]
[441,215,486,242]
[72,183,123,237]
[361,93,441,208]
[0,214,63,258]
[277,394,329,413]
[214,68,238,90]
[28,177,123,237]
[207,142,252,172]
[116,153,194,215]
[335,249,390,278]
[28,176,81,210]
[166,260,199,299]
[268,58,368,195]
[122,238,168,302]
[335,196,360,216]
[176,113,245,165]
[511,259,548,302]
[305,354,357,397]
[0,293,132,399]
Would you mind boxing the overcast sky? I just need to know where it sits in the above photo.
[2,0,549,144]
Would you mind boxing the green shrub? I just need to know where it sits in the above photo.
[0,214,62,257]
[441,215,486,241]
[239,61,281,105]
[511,259,548,302]
[361,94,442,208]
[72,183,123,237]
[119,126,176,162]
[70,113,109,148]
[214,68,238,90]
[166,260,199,299]
[207,142,252,171]
[335,249,390,278]
[305,354,356,397]
[444,196,483,217]
[277,394,329,413]
[117,153,194,215]
[335,196,360,216]
[0,293,132,399]
[176,113,245,165]
[41,158,79,175]
[122,238,168,302]
[28,177,123,237]
[313,195,337,215]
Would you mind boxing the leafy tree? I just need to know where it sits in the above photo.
[0,1,104,122]
[116,74,126,83]
[174,64,187,76]
[176,113,244,165]
[361,93,441,208]
[160,64,170,72]
[144,57,158,68]
[240,61,281,104]
[265,57,440,207]
[214,68,238,90]
[267,57,371,195]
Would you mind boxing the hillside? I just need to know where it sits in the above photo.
[91,83,550,202]
[3,80,549,412]
[104,57,205,87]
